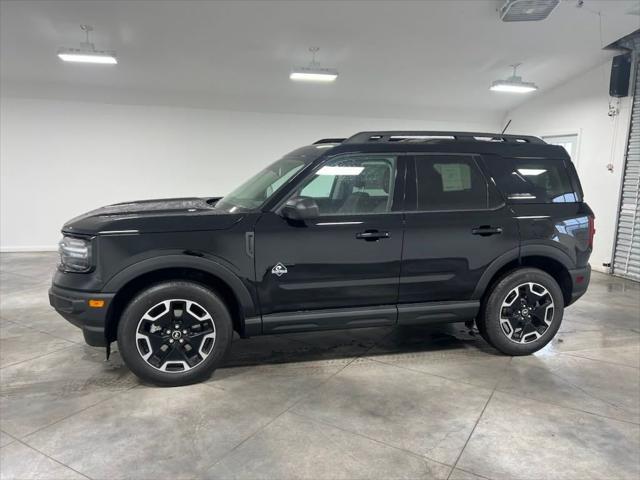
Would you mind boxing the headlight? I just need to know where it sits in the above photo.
[58,236,92,272]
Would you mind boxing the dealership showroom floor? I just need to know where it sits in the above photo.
[1,253,639,479]
[2,1,640,480]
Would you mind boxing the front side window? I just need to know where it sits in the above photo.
[415,155,488,211]
[289,155,397,215]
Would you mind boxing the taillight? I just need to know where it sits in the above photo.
[588,215,595,249]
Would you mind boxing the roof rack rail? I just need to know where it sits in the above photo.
[343,131,545,145]
[313,138,346,145]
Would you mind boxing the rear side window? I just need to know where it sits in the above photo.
[484,156,579,203]
[414,155,488,211]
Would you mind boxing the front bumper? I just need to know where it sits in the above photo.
[48,286,114,347]
[568,264,591,305]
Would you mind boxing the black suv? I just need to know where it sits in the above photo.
[50,131,593,386]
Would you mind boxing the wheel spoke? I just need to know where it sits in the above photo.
[175,344,201,368]
[524,285,539,306]
[531,300,552,322]
[149,341,174,368]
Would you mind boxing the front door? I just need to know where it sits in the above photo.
[254,154,405,333]
[400,154,519,305]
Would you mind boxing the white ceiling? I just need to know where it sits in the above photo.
[1,0,638,120]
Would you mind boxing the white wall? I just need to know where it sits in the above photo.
[505,59,633,273]
[0,97,500,250]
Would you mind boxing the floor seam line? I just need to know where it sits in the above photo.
[0,270,50,280]
[201,356,360,474]
[492,388,640,426]
[17,383,139,441]
[6,321,88,345]
[446,389,496,480]
[558,351,639,370]
[200,331,394,474]
[0,342,78,371]
[0,430,18,449]
[288,409,454,470]
[534,363,634,413]
[366,356,498,391]
[445,356,514,480]
[10,437,94,480]
[451,466,494,480]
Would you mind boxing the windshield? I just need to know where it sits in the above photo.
[215,145,334,212]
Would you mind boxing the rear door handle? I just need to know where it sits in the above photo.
[471,226,503,236]
[356,230,390,241]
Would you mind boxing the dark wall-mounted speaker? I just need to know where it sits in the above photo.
[610,54,631,98]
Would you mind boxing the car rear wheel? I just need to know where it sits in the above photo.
[117,281,233,386]
[477,268,564,356]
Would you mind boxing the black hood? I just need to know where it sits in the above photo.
[62,197,243,235]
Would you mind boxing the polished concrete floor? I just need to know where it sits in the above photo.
[0,252,638,480]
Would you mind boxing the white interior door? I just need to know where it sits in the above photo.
[542,134,579,163]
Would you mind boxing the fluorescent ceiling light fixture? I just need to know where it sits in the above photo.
[490,63,537,93]
[290,47,338,83]
[58,50,117,64]
[490,82,537,93]
[508,193,537,200]
[517,168,547,176]
[58,25,117,65]
[317,166,364,176]
[290,69,338,82]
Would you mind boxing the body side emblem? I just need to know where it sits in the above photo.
[271,263,288,277]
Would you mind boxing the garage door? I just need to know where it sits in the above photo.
[613,60,640,281]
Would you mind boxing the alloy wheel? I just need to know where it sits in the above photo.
[135,299,216,373]
[499,282,554,344]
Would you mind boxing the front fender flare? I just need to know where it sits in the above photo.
[102,254,257,319]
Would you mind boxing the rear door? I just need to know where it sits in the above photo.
[399,154,519,308]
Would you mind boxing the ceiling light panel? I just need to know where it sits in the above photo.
[58,25,117,65]
[490,63,538,93]
[290,47,338,83]
[290,67,338,82]
[490,81,538,93]
[58,49,117,64]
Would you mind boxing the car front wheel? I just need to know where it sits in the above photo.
[477,268,564,356]
[117,281,233,386]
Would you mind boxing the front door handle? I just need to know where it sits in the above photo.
[356,230,390,241]
[471,226,503,236]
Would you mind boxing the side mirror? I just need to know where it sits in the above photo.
[281,196,319,221]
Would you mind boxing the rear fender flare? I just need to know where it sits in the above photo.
[471,245,575,300]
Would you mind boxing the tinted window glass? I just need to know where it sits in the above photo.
[484,156,579,203]
[216,144,330,212]
[415,155,488,211]
[292,156,396,215]
[300,174,335,198]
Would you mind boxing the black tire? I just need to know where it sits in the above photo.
[477,268,564,356]
[117,281,233,386]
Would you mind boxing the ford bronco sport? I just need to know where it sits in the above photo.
[50,131,593,386]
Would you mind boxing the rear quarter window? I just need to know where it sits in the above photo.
[483,156,580,203]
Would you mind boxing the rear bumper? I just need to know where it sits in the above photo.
[48,286,114,347]
[568,264,591,305]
